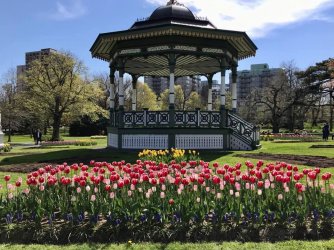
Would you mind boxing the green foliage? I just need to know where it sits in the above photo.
[74,140,97,146]
[90,136,107,139]
[0,143,12,152]
[185,92,202,110]
[135,83,159,111]
[24,51,105,141]
[160,85,185,110]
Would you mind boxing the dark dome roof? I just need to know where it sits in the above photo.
[149,4,196,21]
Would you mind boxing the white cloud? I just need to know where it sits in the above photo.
[146,0,334,37]
[51,0,86,20]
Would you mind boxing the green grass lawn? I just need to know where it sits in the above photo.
[0,240,334,250]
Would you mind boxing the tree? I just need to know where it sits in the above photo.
[160,85,185,110]
[185,91,202,110]
[134,83,158,110]
[0,69,26,142]
[25,51,100,141]
[296,58,334,129]
[254,71,295,133]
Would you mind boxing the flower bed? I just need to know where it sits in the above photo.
[261,133,322,142]
[41,140,97,146]
[0,156,333,243]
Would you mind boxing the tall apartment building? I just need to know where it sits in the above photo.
[233,64,283,105]
[16,48,57,91]
[143,76,168,97]
[144,75,201,97]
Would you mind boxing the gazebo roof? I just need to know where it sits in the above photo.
[90,1,257,77]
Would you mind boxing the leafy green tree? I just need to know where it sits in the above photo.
[0,68,27,141]
[296,58,334,129]
[136,83,159,110]
[160,85,184,110]
[25,51,101,141]
[185,91,202,110]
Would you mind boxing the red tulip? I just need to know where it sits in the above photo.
[168,198,174,205]
[4,175,11,182]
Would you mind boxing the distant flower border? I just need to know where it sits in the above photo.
[41,140,97,146]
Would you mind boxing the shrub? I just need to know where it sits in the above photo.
[74,140,98,146]
[0,143,12,153]
[41,141,77,146]
[90,136,107,140]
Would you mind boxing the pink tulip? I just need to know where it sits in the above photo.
[161,184,166,191]
[128,190,132,196]
[160,191,165,198]
[193,185,198,191]
[278,194,283,200]
[284,187,289,192]
[39,185,45,191]
[109,192,115,199]
[86,185,91,192]
[258,189,262,195]
[113,183,117,189]
[216,193,222,199]
[245,183,250,189]
[229,189,234,195]
[76,187,81,193]
[206,187,210,192]
[8,193,14,199]
[94,187,98,193]
[91,195,96,202]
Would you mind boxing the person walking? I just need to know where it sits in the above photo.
[322,123,330,141]
[36,129,42,145]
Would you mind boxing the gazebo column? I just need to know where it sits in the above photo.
[118,68,125,111]
[131,75,138,111]
[207,74,214,111]
[168,55,176,148]
[231,66,238,113]
[168,55,176,110]
[220,68,226,110]
[109,64,115,126]
[220,66,228,127]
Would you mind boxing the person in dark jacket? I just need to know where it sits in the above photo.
[322,123,330,141]
[36,129,42,145]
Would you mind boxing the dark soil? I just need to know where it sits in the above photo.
[235,153,334,168]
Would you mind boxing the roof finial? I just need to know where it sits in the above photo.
[167,0,182,6]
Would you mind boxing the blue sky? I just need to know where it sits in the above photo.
[0,0,334,81]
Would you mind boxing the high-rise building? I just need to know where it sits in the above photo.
[232,63,283,105]
[16,48,57,91]
[144,75,201,97]
[143,76,168,97]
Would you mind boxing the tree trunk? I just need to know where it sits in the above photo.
[7,122,12,142]
[52,113,62,141]
[272,118,280,133]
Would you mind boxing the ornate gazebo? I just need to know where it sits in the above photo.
[90,0,260,150]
